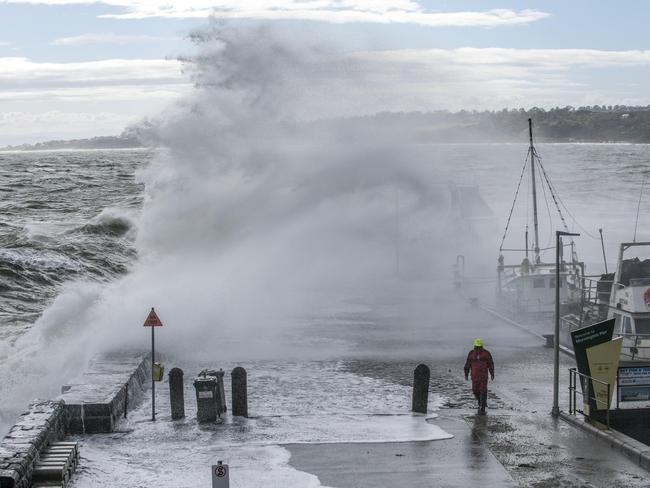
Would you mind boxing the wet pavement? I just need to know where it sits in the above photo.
[323,287,650,487]
[68,284,650,487]
[288,416,517,487]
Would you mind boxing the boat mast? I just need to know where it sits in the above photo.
[529,118,541,264]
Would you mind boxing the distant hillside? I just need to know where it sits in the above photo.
[1,135,145,151]
[425,106,650,143]
[6,106,650,150]
[311,106,650,144]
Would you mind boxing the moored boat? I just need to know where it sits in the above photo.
[562,241,650,360]
[496,119,583,321]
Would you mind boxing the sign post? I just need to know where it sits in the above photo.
[143,307,163,421]
[212,461,229,488]
[553,230,579,417]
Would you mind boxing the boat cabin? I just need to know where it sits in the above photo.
[499,261,579,315]
[607,243,650,359]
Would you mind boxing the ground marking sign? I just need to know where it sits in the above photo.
[212,462,229,488]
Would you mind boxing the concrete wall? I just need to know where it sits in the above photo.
[0,353,151,487]
[603,408,650,446]
[59,353,150,434]
[0,400,68,488]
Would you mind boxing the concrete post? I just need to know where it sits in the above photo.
[216,369,227,414]
[231,367,248,418]
[169,367,185,420]
[412,363,430,414]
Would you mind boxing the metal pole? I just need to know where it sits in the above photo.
[553,230,579,418]
[152,324,156,421]
[606,383,610,428]
[568,369,572,414]
[529,119,540,264]
[599,228,608,274]
[395,188,400,276]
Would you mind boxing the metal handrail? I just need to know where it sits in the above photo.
[568,367,611,428]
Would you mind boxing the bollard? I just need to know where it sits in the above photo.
[216,369,227,414]
[169,367,185,420]
[231,367,248,417]
[412,363,430,414]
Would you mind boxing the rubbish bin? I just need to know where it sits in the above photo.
[194,376,218,423]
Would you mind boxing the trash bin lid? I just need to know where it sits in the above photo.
[194,377,217,387]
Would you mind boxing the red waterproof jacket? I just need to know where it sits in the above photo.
[464,347,494,394]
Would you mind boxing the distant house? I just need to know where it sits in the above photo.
[621,113,630,119]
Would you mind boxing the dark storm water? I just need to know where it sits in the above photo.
[0,143,649,343]
[0,149,150,339]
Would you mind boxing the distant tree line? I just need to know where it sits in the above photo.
[354,106,650,143]
[6,106,650,150]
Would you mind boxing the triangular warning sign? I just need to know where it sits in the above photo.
[143,308,163,327]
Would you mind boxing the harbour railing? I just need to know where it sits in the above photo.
[568,367,611,428]
[618,332,650,360]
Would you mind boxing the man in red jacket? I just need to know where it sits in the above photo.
[464,338,495,415]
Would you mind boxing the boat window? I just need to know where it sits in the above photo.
[549,278,564,288]
[613,313,622,333]
[533,278,545,288]
[623,316,633,335]
[634,318,650,336]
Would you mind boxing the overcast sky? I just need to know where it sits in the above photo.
[1,1,649,145]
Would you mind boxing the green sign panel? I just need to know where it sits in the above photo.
[571,318,615,377]
[570,318,615,412]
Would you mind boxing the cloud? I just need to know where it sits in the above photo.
[340,48,650,111]
[3,47,650,109]
[3,46,650,144]
[51,33,173,46]
[372,47,650,69]
[3,1,549,26]
[0,111,137,143]
[0,84,190,103]
[0,57,190,110]
[0,57,185,84]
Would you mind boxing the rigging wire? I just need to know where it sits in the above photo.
[633,174,647,242]
[536,152,599,240]
[524,148,534,258]
[537,158,555,250]
[499,153,529,252]
[534,148,581,261]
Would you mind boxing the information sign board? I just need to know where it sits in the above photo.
[619,365,650,402]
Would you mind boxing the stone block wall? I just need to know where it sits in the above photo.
[0,400,67,488]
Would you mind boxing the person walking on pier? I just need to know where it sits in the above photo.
[464,339,494,415]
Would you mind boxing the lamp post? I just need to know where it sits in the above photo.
[552,231,579,418]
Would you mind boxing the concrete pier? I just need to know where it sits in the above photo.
[58,353,150,434]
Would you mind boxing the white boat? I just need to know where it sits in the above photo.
[563,242,650,360]
[496,119,584,319]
